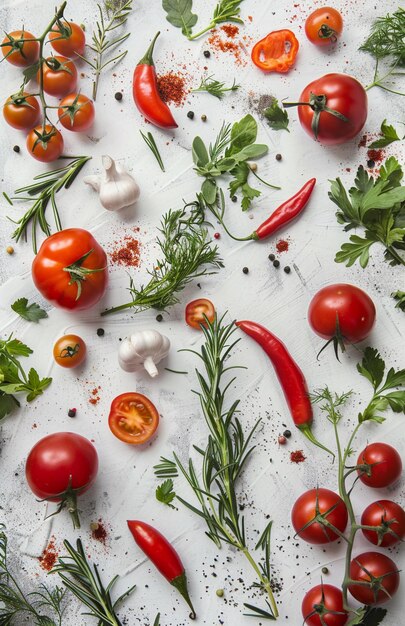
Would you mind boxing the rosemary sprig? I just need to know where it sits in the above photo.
[4,155,91,253]
[156,315,279,619]
[101,200,223,316]
[192,75,240,99]
[52,538,135,626]
[0,524,66,625]
[154,456,179,478]
[81,0,132,100]
[140,130,165,171]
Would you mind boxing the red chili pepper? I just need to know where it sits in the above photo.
[236,320,333,455]
[127,520,196,618]
[251,29,299,73]
[133,32,177,130]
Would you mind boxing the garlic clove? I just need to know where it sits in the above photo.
[84,155,140,212]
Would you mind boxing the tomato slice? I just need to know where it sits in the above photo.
[185,298,215,329]
[108,393,159,445]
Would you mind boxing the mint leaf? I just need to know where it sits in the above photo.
[263,99,289,131]
[369,119,402,149]
[156,479,176,508]
[11,298,48,323]
[162,0,197,37]
[357,348,385,390]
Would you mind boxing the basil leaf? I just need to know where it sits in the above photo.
[226,114,257,155]
[162,0,198,37]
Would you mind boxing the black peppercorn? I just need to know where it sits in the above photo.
[268,253,275,261]
[68,408,77,417]
[242,267,249,274]
[275,153,282,161]
[13,145,20,153]
[187,110,195,119]
[283,429,292,438]
[156,314,163,322]
[231,195,237,202]
[96,328,105,336]
[203,50,211,58]
[273,260,280,268]
[284,266,291,274]
[114,92,123,101]
[367,159,375,168]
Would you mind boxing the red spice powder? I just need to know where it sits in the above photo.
[221,24,239,38]
[39,537,58,571]
[157,73,188,106]
[91,519,108,544]
[358,134,367,148]
[367,148,384,164]
[110,234,141,268]
[290,450,306,464]
[89,386,101,405]
[276,239,289,253]
[208,26,249,66]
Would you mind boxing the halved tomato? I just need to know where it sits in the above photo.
[185,298,215,329]
[108,392,159,445]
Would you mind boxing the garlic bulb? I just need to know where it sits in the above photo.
[118,329,170,378]
[84,155,140,211]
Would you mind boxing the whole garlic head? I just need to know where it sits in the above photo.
[118,329,170,378]
[84,155,140,211]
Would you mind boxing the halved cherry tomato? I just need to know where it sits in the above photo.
[1,30,39,67]
[53,334,87,368]
[185,298,215,330]
[38,55,78,98]
[58,93,95,132]
[305,8,343,46]
[26,124,64,162]
[49,21,86,57]
[251,30,299,73]
[108,392,159,444]
[3,92,41,130]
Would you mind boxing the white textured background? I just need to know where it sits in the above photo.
[0,0,404,624]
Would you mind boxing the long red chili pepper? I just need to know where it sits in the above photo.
[236,320,333,455]
[127,520,196,618]
[133,32,177,130]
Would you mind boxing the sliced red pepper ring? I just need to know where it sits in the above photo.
[251,29,299,73]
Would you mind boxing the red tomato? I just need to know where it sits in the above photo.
[294,74,367,145]
[49,21,85,57]
[348,552,400,605]
[38,55,78,97]
[361,500,405,547]
[25,432,98,528]
[308,284,376,347]
[108,393,159,445]
[3,92,41,130]
[291,488,348,544]
[32,228,108,310]
[1,30,39,67]
[185,298,215,329]
[302,584,348,626]
[58,93,95,132]
[26,124,64,162]
[305,8,343,46]
[53,334,87,368]
[357,443,402,488]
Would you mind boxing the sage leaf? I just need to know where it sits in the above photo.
[162,0,198,37]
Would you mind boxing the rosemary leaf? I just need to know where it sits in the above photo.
[140,130,165,171]
[193,75,240,99]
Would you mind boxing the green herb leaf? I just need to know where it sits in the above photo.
[263,99,290,132]
[153,614,161,626]
[162,0,198,37]
[11,298,48,323]
[1,337,32,357]
[192,75,240,99]
[369,119,402,148]
[226,114,257,156]
[359,7,405,67]
[357,347,385,390]
[192,136,210,167]
[0,392,20,421]
[156,479,176,508]
[392,290,405,311]
[347,605,387,626]
[23,61,40,82]
[229,162,261,211]
[140,130,165,172]
[335,234,377,268]
[202,178,218,204]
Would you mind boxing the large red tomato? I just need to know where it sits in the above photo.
[291,488,348,544]
[361,500,405,547]
[32,228,108,310]
[348,552,400,605]
[302,584,348,626]
[293,74,367,145]
[357,443,402,488]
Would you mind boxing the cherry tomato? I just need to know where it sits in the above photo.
[3,92,41,130]
[38,55,78,98]
[32,228,108,310]
[58,93,95,132]
[53,334,87,368]
[302,584,348,626]
[294,74,367,145]
[305,8,343,46]
[108,392,159,445]
[308,284,376,345]
[357,443,402,488]
[26,124,64,162]
[348,552,400,605]
[361,500,405,547]
[1,30,39,67]
[185,298,215,329]
[291,488,348,544]
[49,21,85,57]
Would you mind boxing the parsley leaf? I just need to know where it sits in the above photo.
[11,298,48,323]
[357,347,385,390]
[0,393,20,420]
[162,0,198,37]
[369,119,402,149]
[156,479,176,508]
[347,606,387,626]
[392,290,405,311]
[263,99,290,132]
[229,163,261,211]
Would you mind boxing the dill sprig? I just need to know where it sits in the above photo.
[140,130,165,171]
[4,155,91,253]
[155,315,279,619]
[52,538,135,626]
[81,0,132,100]
[193,75,240,99]
[101,200,223,316]
[0,524,66,625]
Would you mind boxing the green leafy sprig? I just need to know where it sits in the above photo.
[368,119,403,148]
[11,298,48,323]
[156,479,176,508]
[263,98,290,132]
[192,75,240,99]
[163,0,245,41]
[391,289,405,311]
[140,130,165,172]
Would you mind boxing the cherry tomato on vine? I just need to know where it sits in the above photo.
[49,21,85,57]
[185,298,215,329]
[108,392,159,444]
[3,92,41,130]
[302,584,348,626]
[357,443,402,488]
[361,500,405,547]
[305,8,343,46]
[32,228,108,310]
[1,30,39,67]
[38,55,78,98]
[26,124,64,162]
[58,93,95,132]
[348,552,400,605]
[53,334,87,368]
[291,488,348,544]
